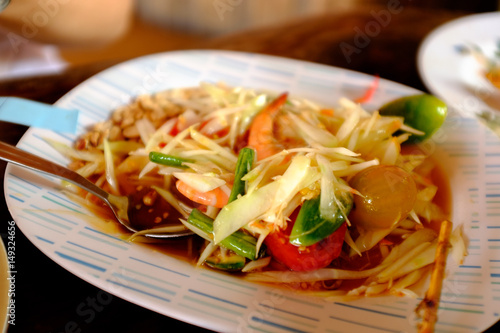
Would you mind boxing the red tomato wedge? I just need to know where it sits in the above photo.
[264,221,347,271]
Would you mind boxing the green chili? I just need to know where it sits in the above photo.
[148,151,194,168]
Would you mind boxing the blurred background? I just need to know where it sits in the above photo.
[1,1,500,332]
[60,0,500,67]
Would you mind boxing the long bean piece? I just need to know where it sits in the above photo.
[227,147,255,204]
[187,208,262,260]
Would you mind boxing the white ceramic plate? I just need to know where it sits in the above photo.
[5,50,500,332]
[418,12,500,119]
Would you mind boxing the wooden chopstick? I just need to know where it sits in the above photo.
[416,220,453,333]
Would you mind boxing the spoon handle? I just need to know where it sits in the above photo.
[0,140,110,202]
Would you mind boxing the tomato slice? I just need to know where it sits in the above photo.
[264,221,347,271]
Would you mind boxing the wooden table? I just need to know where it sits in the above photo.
[1,7,498,333]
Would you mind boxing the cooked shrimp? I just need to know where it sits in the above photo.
[176,180,231,208]
[248,93,288,160]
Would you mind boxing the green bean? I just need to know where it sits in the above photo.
[187,209,262,260]
[227,147,255,204]
[205,254,246,271]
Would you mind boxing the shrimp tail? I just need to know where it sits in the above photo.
[176,180,230,208]
[248,92,288,160]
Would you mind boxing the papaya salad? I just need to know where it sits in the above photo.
[56,82,467,300]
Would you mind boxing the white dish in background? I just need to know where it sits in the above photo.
[418,11,500,134]
[4,50,500,332]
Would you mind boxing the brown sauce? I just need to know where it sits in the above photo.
[429,160,452,225]
[85,151,452,292]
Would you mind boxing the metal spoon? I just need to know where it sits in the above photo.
[0,140,193,238]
